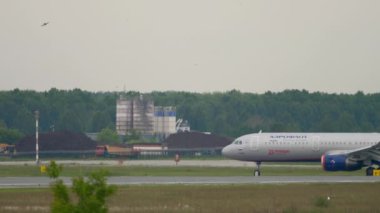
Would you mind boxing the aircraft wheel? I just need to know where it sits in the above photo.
[366,167,374,176]
[254,162,262,176]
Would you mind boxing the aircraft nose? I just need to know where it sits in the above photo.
[222,146,230,158]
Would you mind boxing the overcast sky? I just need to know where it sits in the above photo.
[0,0,379,93]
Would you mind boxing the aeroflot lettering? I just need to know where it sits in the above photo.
[268,149,290,155]
[270,135,307,139]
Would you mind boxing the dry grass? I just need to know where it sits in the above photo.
[0,188,51,212]
[0,183,379,213]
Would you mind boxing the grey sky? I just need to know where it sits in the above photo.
[1,0,379,93]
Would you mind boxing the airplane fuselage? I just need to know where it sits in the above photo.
[222,133,380,162]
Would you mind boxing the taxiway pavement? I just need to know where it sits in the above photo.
[0,176,379,188]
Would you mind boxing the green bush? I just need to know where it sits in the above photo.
[46,160,63,179]
[48,161,117,213]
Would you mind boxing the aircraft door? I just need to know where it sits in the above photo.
[312,136,320,152]
[249,135,259,151]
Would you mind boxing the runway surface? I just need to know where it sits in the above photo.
[0,176,379,188]
[1,160,378,188]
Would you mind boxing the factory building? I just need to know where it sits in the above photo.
[116,96,176,138]
[116,98,128,135]
[116,95,154,135]
[154,106,177,137]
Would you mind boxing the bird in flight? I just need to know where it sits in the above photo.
[41,22,49,27]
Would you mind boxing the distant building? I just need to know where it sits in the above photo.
[116,95,177,137]
[154,106,177,138]
[116,95,154,135]
[131,143,166,156]
[176,119,191,132]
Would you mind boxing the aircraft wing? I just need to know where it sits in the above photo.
[346,142,380,164]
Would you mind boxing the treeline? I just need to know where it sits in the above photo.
[0,88,380,143]
[151,90,380,136]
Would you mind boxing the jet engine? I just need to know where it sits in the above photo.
[321,154,363,171]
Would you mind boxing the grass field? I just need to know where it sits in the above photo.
[0,183,379,212]
[0,163,376,212]
[0,164,366,177]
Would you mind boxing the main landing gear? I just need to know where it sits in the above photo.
[366,166,380,176]
[366,167,374,176]
[253,162,261,176]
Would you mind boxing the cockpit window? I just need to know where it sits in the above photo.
[233,140,242,145]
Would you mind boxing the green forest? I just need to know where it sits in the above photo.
[1,88,380,143]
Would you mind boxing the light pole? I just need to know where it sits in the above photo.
[35,110,39,165]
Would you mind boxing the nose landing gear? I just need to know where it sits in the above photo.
[253,162,261,176]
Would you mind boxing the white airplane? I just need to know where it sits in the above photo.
[222,132,380,176]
